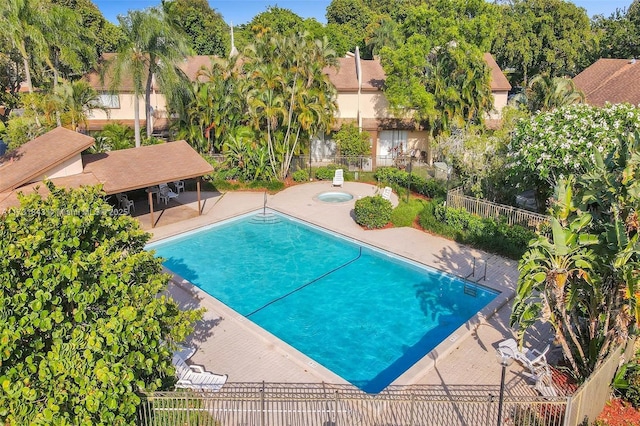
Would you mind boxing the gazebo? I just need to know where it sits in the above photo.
[0,127,213,228]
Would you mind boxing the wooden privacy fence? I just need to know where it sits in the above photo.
[446,187,549,229]
[138,383,569,426]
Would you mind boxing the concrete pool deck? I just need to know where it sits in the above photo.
[140,181,557,395]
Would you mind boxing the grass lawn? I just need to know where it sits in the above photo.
[391,197,429,227]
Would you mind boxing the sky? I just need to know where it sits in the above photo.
[92,1,634,26]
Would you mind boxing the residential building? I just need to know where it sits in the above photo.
[573,58,640,106]
[83,53,511,168]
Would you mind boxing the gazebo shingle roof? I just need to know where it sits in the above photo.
[0,127,94,193]
[82,140,213,194]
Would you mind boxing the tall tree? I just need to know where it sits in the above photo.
[111,7,191,147]
[492,0,594,87]
[50,0,124,55]
[245,33,338,179]
[0,0,50,93]
[401,0,498,53]
[592,3,640,60]
[382,36,493,164]
[162,0,228,56]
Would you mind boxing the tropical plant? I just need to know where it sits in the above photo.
[110,7,190,147]
[506,103,640,203]
[511,133,640,379]
[54,80,108,130]
[96,122,135,151]
[0,0,50,93]
[510,74,585,113]
[365,18,400,57]
[245,32,338,180]
[0,183,203,424]
[381,36,493,164]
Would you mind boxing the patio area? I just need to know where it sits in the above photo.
[142,181,559,397]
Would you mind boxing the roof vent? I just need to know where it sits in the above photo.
[630,58,636,64]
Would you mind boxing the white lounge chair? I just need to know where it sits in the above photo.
[158,183,179,205]
[332,169,344,187]
[173,353,227,392]
[381,186,392,200]
[498,338,557,396]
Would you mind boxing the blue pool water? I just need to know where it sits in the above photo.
[149,211,499,393]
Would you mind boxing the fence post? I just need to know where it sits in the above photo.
[487,394,495,426]
[260,381,265,426]
[335,390,339,425]
[410,392,415,426]
[563,396,573,426]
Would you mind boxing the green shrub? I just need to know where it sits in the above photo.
[418,200,536,259]
[374,167,446,199]
[292,169,309,182]
[613,356,640,408]
[391,198,428,227]
[314,165,340,180]
[354,196,393,229]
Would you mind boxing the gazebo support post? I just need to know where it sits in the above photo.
[148,190,155,228]
[197,177,202,215]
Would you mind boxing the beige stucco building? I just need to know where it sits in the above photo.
[84,53,510,169]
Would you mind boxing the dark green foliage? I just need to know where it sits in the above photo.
[613,354,640,408]
[0,184,202,424]
[314,165,341,180]
[292,169,309,182]
[162,0,229,56]
[374,167,447,199]
[334,123,370,157]
[418,200,535,259]
[354,195,393,229]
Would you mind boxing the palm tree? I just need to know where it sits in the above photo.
[366,19,399,57]
[513,74,585,113]
[0,0,50,93]
[245,32,337,180]
[111,7,190,147]
[54,80,108,131]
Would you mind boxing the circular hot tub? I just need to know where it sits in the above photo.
[316,191,354,203]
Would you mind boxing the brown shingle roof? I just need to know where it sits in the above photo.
[178,55,216,81]
[0,173,101,213]
[573,58,640,106]
[324,57,386,92]
[324,54,511,92]
[0,127,95,193]
[483,53,511,91]
[82,141,213,194]
[86,54,217,91]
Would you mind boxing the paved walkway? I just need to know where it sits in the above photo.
[138,181,556,396]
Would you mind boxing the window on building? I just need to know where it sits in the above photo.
[98,93,120,109]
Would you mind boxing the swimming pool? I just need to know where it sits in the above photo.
[149,211,499,393]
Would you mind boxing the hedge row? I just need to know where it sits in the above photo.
[374,167,446,199]
[418,200,536,260]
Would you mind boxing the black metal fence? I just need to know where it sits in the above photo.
[138,383,569,426]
